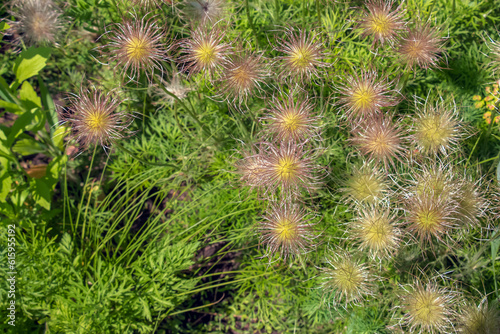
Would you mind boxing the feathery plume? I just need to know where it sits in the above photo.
[274,27,327,82]
[320,249,374,307]
[59,87,131,150]
[99,13,170,82]
[460,298,500,334]
[342,163,389,206]
[258,200,318,262]
[358,0,405,46]
[336,69,399,121]
[182,0,226,25]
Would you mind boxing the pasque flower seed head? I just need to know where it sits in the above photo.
[350,114,406,168]
[460,298,500,334]
[275,27,327,82]
[336,69,399,121]
[399,279,460,334]
[258,201,318,262]
[100,13,170,82]
[398,21,447,70]
[358,0,406,46]
[7,0,62,46]
[182,0,225,25]
[262,88,319,143]
[59,88,131,150]
[342,163,389,206]
[320,250,374,307]
[178,24,231,77]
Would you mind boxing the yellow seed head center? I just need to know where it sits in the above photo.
[418,116,451,150]
[126,37,151,62]
[194,42,216,65]
[86,110,108,132]
[277,156,298,181]
[363,218,391,248]
[409,290,445,326]
[275,218,298,243]
[282,110,303,133]
[333,262,363,293]
[290,47,312,69]
[369,13,391,35]
[352,85,375,111]
[350,174,384,202]
[417,209,439,230]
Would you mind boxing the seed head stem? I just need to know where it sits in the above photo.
[245,0,260,48]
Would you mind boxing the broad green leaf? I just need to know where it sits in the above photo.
[0,100,22,114]
[38,76,57,129]
[0,157,11,202]
[6,108,45,147]
[51,126,70,151]
[46,155,67,183]
[12,137,47,156]
[30,178,52,210]
[0,22,10,32]
[19,81,42,108]
[13,47,51,84]
[0,76,16,103]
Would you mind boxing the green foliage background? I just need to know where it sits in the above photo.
[0,0,500,333]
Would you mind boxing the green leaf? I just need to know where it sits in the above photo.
[0,22,10,32]
[12,137,47,156]
[0,100,22,114]
[30,178,52,210]
[6,108,45,147]
[0,76,16,104]
[13,47,51,85]
[0,157,11,202]
[51,126,70,151]
[38,76,57,129]
[19,81,42,109]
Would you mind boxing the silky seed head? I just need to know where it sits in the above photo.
[179,25,231,76]
[182,0,225,24]
[453,176,487,228]
[352,206,400,259]
[258,201,317,262]
[337,70,399,120]
[350,114,405,168]
[412,98,462,155]
[320,250,374,307]
[405,192,457,245]
[460,299,500,334]
[7,0,62,46]
[258,142,319,197]
[410,161,456,202]
[400,280,459,334]
[275,27,326,82]
[101,14,169,82]
[220,52,267,105]
[262,90,319,142]
[59,88,131,150]
[236,144,266,190]
[358,0,405,46]
[342,164,388,205]
[398,22,446,70]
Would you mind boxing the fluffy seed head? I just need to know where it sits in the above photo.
[398,22,446,70]
[320,250,374,307]
[410,161,456,202]
[178,25,231,76]
[351,206,400,259]
[258,201,317,262]
[101,14,169,82]
[7,0,62,45]
[236,144,266,190]
[336,70,399,120]
[258,141,319,197]
[358,0,405,46]
[412,97,462,155]
[220,52,267,105]
[453,175,487,228]
[350,114,405,168]
[399,279,459,334]
[182,0,225,24]
[460,299,500,334]
[342,164,388,205]
[404,192,457,245]
[262,89,319,143]
[275,27,326,81]
[59,88,131,150]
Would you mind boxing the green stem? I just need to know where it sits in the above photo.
[75,145,97,231]
[316,0,322,26]
[245,0,260,48]
[274,0,280,22]
[173,100,192,140]
[113,141,177,168]
[426,0,437,22]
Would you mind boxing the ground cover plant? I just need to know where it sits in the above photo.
[1,0,500,333]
